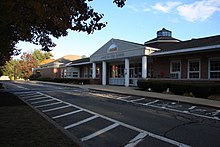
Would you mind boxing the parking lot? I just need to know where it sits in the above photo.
[14,90,191,147]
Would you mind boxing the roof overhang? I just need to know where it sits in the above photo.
[67,62,91,67]
[151,44,220,56]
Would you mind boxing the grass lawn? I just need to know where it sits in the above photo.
[0,91,79,146]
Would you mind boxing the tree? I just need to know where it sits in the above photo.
[32,49,53,64]
[19,53,38,79]
[1,59,20,80]
[0,0,126,66]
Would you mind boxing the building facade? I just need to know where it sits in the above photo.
[35,28,220,86]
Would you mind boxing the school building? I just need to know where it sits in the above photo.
[35,28,220,87]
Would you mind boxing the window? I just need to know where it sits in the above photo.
[72,72,78,78]
[109,64,124,78]
[209,58,220,79]
[188,59,200,79]
[170,61,181,79]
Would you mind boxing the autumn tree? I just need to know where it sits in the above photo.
[0,0,126,66]
[19,53,38,79]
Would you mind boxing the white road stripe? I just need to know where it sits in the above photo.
[30,99,54,104]
[213,110,220,116]
[42,105,71,112]
[26,96,48,101]
[188,106,197,110]
[124,132,148,147]
[64,115,98,129]
[19,93,38,97]
[52,109,83,119]
[36,92,192,147]
[116,96,131,100]
[81,123,119,142]
[143,100,159,106]
[35,101,62,108]
[130,98,145,102]
[22,95,43,99]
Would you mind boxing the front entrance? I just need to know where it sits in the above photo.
[129,68,138,86]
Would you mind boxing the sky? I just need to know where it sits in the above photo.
[17,0,220,59]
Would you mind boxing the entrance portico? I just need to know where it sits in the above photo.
[90,39,157,87]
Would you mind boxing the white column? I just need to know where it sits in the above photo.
[125,58,129,87]
[102,61,106,85]
[142,56,148,78]
[92,63,96,79]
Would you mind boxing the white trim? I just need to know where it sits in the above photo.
[187,59,201,79]
[170,60,181,79]
[145,39,180,45]
[67,61,91,67]
[151,44,220,56]
[208,57,220,79]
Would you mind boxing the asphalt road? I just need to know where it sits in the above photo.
[2,81,220,147]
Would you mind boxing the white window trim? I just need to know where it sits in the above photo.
[170,60,181,79]
[208,57,220,79]
[187,59,201,79]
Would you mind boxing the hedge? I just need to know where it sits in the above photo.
[137,79,220,98]
[30,75,91,85]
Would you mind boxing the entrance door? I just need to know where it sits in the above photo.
[129,68,135,78]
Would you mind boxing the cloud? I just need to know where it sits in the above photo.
[127,5,140,12]
[152,1,182,13]
[177,0,220,22]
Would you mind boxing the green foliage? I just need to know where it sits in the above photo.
[0,0,126,66]
[32,50,53,64]
[137,79,220,98]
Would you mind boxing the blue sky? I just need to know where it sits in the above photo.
[17,0,220,59]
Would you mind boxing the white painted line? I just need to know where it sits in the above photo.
[19,93,38,97]
[188,106,196,110]
[81,123,119,142]
[14,91,33,94]
[116,96,131,100]
[42,105,71,112]
[143,100,159,106]
[35,101,62,108]
[36,92,192,147]
[30,99,54,104]
[22,95,43,99]
[124,132,148,147]
[64,115,98,129]
[130,98,145,102]
[213,110,220,116]
[26,96,48,101]
[52,109,83,119]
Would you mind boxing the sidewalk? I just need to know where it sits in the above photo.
[28,81,220,109]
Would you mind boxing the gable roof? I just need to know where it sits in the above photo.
[91,38,145,56]
[40,55,81,68]
[90,38,147,62]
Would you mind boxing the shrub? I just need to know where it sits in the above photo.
[53,78,90,84]
[137,79,220,98]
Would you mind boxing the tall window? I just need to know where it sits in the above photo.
[170,61,181,79]
[209,58,220,79]
[188,59,200,79]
